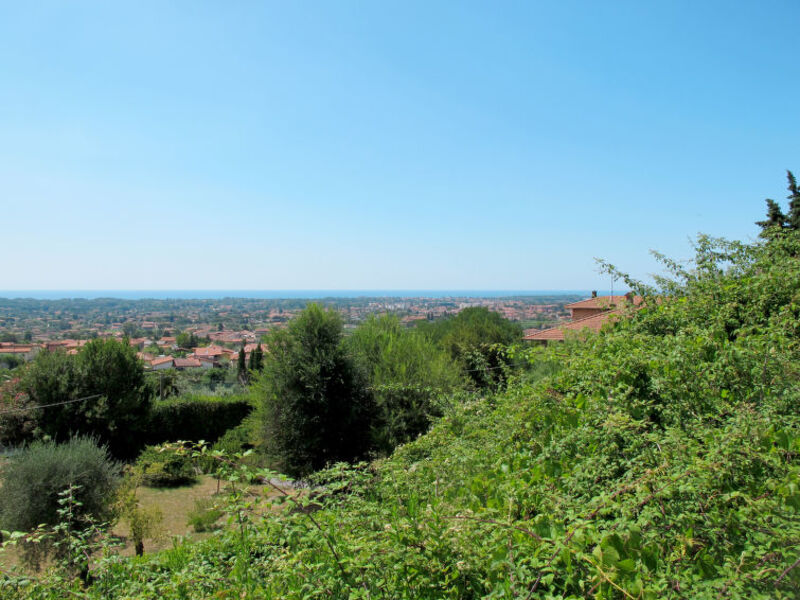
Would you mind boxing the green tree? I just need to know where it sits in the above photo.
[74,338,151,458]
[247,343,265,372]
[247,345,256,372]
[787,170,800,229]
[757,170,800,233]
[237,344,248,384]
[253,344,264,372]
[346,315,465,453]
[23,339,150,459]
[417,306,522,389]
[255,304,374,477]
[348,315,463,390]
[176,331,198,349]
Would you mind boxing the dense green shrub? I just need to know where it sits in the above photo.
[134,445,196,488]
[0,437,119,565]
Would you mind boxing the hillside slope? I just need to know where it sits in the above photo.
[4,232,800,599]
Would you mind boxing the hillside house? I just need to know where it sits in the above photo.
[524,292,640,344]
[191,345,232,367]
[173,357,202,370]
[150,356,175,370]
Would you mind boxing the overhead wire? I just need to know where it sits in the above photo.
[0,393,102,416]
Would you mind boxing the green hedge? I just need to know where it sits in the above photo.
[144,394,252,447]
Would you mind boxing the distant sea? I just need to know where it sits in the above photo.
[0,290,618,301]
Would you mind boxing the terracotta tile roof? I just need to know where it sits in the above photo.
[63,339,87,348]
[150,355,174,367]
[523,310,623,341]
[565,295,642,310]
[192,345,226,357]
[0,346,33,354]
[174,357,202,368]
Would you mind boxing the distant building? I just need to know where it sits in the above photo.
[0,343,38,361]
[191,344,232,367]
[150,355,175,370]
[524,291,641,344]
[157,336,177,349]
[173,357,202,370]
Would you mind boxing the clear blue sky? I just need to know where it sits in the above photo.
[2,1,798,291]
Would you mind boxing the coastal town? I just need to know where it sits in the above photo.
[0,293,589,371]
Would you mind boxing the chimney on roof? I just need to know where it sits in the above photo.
[625,291,634,304]
[591,290,597,298]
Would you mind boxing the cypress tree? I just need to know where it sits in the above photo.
[237,344,247,384]
[248,345,256,371]
[254,344,264,371]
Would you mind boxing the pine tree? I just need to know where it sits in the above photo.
[786,171,800,230]
[757,170,799,233]
[757,198,786,230]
